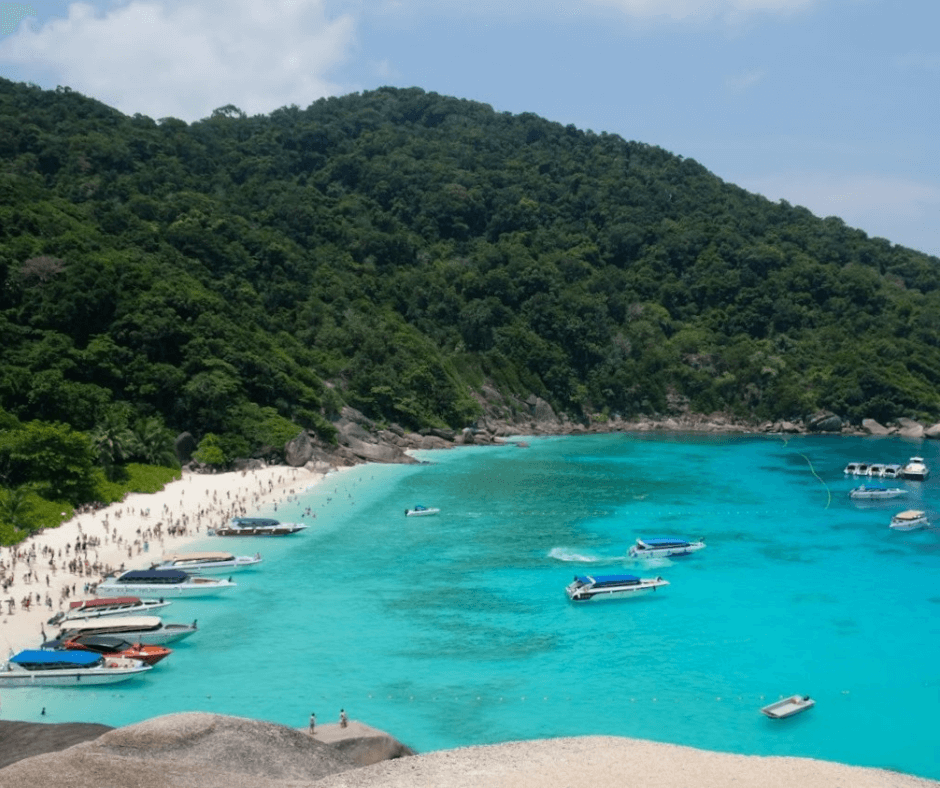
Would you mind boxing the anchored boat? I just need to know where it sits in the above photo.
[95,569,237,598]
[0,650,151,686]
[761,695,815,719]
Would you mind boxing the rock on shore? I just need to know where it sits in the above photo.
[2,714,936,788]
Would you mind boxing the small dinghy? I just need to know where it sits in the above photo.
[761,694,815,719]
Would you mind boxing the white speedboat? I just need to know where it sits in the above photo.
[843,462,869,475]
[151,551,262,574]
[849,485,908,501]
[95,569,237,598]
[405,505,440,517]
[866,463,887,477]
[761,694,815,719]
[565,574,668,601]
[47,595,172,626]
[0,650,151,686]
[900,457,930,481]
[882,464,903,479]
[890,510,929,531]
[209,517,307,536]
[57,615,198,645]
[628,536,705,558]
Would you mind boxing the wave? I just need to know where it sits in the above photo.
[548,547,602,563]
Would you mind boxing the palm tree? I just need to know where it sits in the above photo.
[0,485,37,536]
[133,417,179,467]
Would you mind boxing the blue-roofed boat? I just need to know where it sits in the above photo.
[565,574,668,601]
[849,485,908,501]
[405,505,440,517]
[628,536,705,559]
[209,517,307,536]
[95,569,236,598]
[0,649,151,686]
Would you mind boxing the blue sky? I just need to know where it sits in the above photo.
[1,1,938,257]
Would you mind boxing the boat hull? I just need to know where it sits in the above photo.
[95,581,235,598]
[566,576,669,601]
[761,695,815,718]
[0,667,149,686]
[58,624,196,646]
[629,543,705,558]
[210,526,305,536]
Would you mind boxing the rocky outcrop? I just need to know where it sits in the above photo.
[926,422,940,439]
[0,713,367,788]
[806,412,843,432]
[862,418,891,435]
[895,417,925,439]
[175,431,198,463]
[0,721,113,769]
[312,721,415,767]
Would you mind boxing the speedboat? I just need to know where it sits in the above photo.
[628,536,705,558]
[209,517,308,536]
[42,635,172,666]
[47,596,172,626]
[57,615,197,645]
[565,574,668,601]
[761,695,815,719]
[900,457,930,481]
[849,485,908,501]
[151,551,262,574]
[890,510,929,531]
[882,464,903,479]
[843,462,869,475]
[405,505,440,517]
[0,650,151,686]
[95,569,236,598]
[866,463,887,477]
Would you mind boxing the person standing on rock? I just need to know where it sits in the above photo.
[309,712,316,734]
[339,709,348,728]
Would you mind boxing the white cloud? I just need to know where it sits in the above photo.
[0,0,357,120]
[584,0,815,21]
[737,171,940,255]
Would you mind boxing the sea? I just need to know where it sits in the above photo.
[3,433,939,780]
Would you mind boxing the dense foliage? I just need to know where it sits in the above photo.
[2,78,940,496]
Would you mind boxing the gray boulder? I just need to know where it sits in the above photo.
[175,432,198,463]
[861,418,890,435]
[895,417,925,439]
[806,412,842,432]
[925,422,940,439]
[285,430,315,467]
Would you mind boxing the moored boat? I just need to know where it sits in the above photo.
[405,505,440,517]
[565,574,668,601]
[889,510,929,531]
[57,615,197,645]
[849,485,908,501]
[0,650,151,686]
[47,596,172,626]
[209,517,307,536]
[95,569,237,598]
[628,536,705,558]
[151,551,262,574]
[843,462,870,475]
[43,635,172,666]
[900,457,930,481]
[761,694,815,719]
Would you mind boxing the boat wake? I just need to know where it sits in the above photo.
[548,547,604,563]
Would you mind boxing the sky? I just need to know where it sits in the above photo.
[0,1,938,257]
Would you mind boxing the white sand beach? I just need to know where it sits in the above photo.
[0,464,332,656]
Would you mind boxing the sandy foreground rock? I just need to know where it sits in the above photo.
[1,712,936,788]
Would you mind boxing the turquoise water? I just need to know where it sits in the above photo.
[3,434,940,779]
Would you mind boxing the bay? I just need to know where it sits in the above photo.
[4,433,939,779]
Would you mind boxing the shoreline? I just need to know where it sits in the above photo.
[0,463,330,656]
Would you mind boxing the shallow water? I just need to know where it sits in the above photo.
[3,434,939,779]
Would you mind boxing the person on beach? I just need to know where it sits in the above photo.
[309,712,316,733]
[340,709,347,728]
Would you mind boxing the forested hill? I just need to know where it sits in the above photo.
[3,79,940,472]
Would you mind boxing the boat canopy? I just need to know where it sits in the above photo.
[60,615,163,633]
[161,551,234,562]
[118,569,189,583]
[10,650,101,666]
[231,517,280,527]
[638,537,691,547]
[576,574,641,586]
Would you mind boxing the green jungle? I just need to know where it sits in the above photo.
[2,79,939,541]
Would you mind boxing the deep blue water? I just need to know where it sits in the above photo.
[3,434,940,779]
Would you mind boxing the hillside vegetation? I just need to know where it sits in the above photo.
[1,80,940,533]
